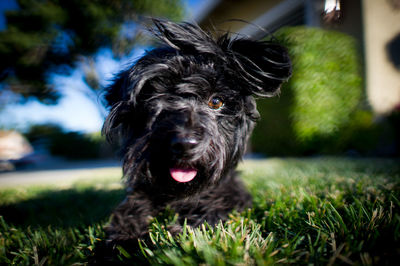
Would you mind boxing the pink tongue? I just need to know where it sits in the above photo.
[169,168,197,183]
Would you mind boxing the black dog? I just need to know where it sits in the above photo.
[102,19,291,247]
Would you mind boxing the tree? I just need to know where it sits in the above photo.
[0,0,182,105]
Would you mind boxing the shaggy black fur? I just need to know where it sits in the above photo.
[102,19,291,250]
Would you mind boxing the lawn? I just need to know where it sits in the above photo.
[0,157,399,265]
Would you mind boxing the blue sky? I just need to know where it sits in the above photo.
[0,0,206,133]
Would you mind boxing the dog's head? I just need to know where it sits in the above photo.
[103,19,291,197]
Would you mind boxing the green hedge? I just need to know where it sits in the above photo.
[24,124,115,159]
[251,26,376,155]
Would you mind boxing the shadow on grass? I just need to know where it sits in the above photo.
[0,188,125,228]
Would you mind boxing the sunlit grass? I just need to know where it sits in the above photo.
[0,157,399,264]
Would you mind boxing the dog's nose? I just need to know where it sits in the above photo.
[171,136,198,155]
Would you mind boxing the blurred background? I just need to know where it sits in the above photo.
[0,0,399,171]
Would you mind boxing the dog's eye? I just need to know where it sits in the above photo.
[208,97,224,110]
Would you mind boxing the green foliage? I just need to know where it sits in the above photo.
[24,123,114,159]
[280,27,363,140]
[252,27,368,155]
[1,158,399,264]
[0,0,183,104]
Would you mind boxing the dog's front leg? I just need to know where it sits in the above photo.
[106,191,156,244]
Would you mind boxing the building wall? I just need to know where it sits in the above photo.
[362,0,400,114]
[199,0,283,33]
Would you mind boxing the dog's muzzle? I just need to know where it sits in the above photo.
[169,136,199,183]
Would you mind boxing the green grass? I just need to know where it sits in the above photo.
[1,157,399,265]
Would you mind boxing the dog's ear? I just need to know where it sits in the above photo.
[103,70,131,108]
[102,70,134,142]
[102,101,134,142]
[224,38,292,97]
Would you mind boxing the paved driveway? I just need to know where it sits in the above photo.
[0,159,122,188]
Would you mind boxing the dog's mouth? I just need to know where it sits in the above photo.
[169,167,197,183]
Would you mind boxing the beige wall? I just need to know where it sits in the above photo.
[362,0,400,114]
